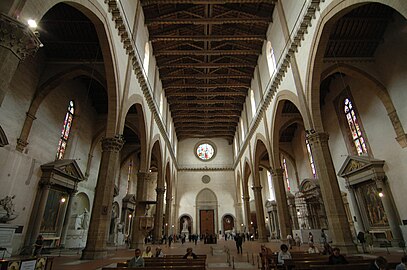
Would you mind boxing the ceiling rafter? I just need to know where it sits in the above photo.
[150,34,265,42]
[146,17,271,26]
[141,0,276,5]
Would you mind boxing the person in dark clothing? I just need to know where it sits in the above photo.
[368,256,388,270]
[235,233,243,254]
[328,248,348,265]
[168,234,173,247]
[33,235,44,257]
[357,231,366,253]
[183,247,198,259]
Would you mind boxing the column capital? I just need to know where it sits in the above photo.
[0,14,41,60]
[305,130,330,143]
[242,195,250,201]
[137,171,152,180]
[272,168,284,177]
[16,138,28,152]
[101,136,124,152]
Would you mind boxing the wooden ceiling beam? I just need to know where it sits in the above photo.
[161,74,252,79]
[159,63,254,68]
[146,18,271,26]
[164,83,248,89]
[166,92,247,97]
[170,106,241,111]
[155,50,259,56]
[176,129,236,133]
[173,113,240,118]
[141,0,276,5]
[169,99,244,105]
[150,35,265,42]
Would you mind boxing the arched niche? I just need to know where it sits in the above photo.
[196,188,218,237]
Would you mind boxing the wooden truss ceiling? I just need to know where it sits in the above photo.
[141,0,276,143]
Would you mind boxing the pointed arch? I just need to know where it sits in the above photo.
[306,0,407,133]
[321,63,407,147]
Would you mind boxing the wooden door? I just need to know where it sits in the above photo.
[200,210,215,235]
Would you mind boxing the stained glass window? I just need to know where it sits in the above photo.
[196,142,215,161]
[282,157,291,191]
[344,98,368,155]
[127,159,133,194]
[305,139,317,178]
[56,100,74,160]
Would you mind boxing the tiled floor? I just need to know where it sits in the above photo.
[43,239,406,270]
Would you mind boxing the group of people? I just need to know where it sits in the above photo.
[259,241,407,270]
[128,247,198,267]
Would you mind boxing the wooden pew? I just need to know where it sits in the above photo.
[115,255,207,268]
[310,263,370,270]
[103,266,206,270]
[290,257,374,270]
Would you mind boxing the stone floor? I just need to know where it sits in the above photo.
[42,239,406,270]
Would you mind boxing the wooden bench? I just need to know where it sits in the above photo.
[115,255,207,268]
[103,266,206,270]
[310,263,370,270]
[290,256,374,270]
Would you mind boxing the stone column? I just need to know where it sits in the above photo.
[234,202,244,233]
[306,131,356,253]
[242,195,251,232]
[0,13,41,106]
[272,169,292,239]
[375,177,402,245]
[345,183,364,233]
[30,184,51,246]
[153,186,165,243]
[164,196,172,237]
[131,172,151,249]
[60,191,76,247]
[252,186,267,242]
[82,137,124,259]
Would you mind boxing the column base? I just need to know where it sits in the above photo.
[81,249,108,260]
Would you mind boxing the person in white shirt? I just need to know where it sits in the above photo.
[307,242,320,254]
[277,244,292,265]
[142,246,153,258]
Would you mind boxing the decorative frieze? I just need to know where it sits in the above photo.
[0,14,41,60]
[178,166,234,171]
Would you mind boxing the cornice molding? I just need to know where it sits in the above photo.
[178,167,234,172]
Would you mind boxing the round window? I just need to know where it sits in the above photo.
[195,142,216,161]
[202,175,211,184]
